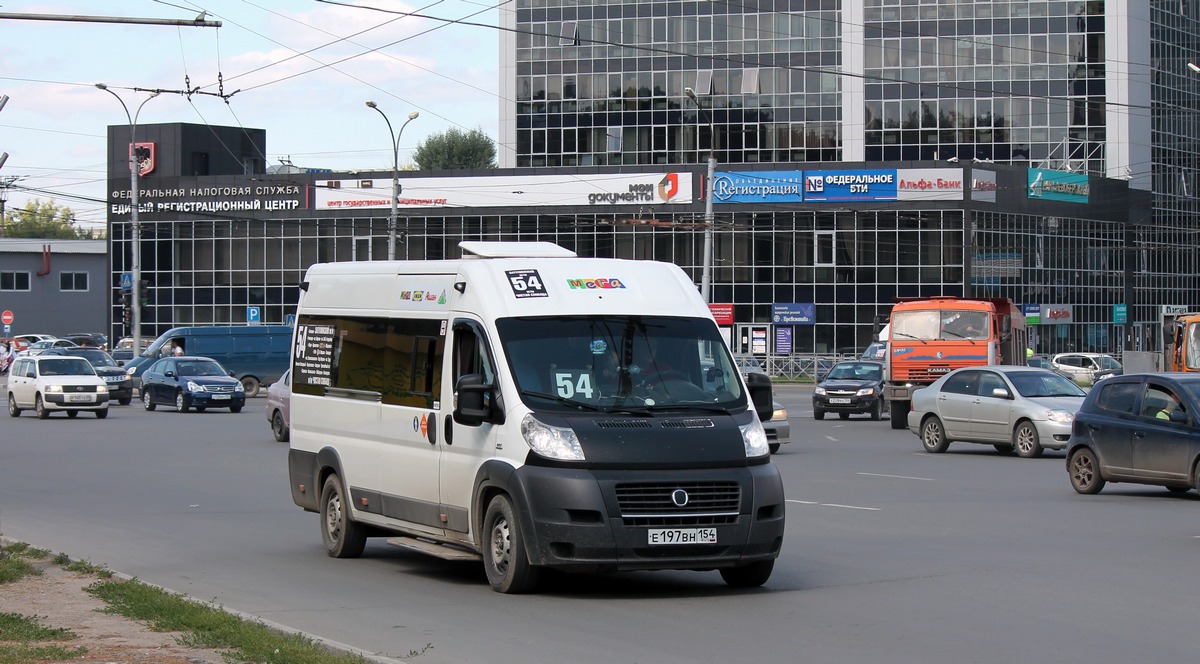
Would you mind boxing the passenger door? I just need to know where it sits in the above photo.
[9,359,33,407]
[935,371,980,439]
[971,370,1013,441]
[1130,382,1192,482]
[1083,379,1140,475]
[439,318,500,539]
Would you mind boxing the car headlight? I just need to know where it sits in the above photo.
[857,387,876,397]
[521,413,585,461]
[45,385,63,393]
[771,406,788,422]
[740,419,770,458]
[186,381,208,392]
[814,386,826,395]
[1045,409,1074,424]
[126,368,136,377]
[234,381,245,392]
[97,384,108,394]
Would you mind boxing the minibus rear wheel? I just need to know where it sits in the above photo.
[321,474,366,558]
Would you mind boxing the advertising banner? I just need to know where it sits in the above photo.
[775,327,793,355]
[972,170,998,203]
[1042,304,1074,323]
[709,303,734,325]
[772,302,815,325]
[711,171,804,203]
[1023,303,1041,325]
[895,168,964,201]
[803,169,897,202]
[313,172,693,210]
[1027,169,1089,204]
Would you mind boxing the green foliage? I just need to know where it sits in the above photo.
[0,611,85,664]
[413,127,497,170]
[2,198,92,240]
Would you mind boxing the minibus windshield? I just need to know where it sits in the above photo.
[497,315,746,412]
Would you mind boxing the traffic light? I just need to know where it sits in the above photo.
[139,280,150,306]
[119,292,130,307]
[122,306,131,323]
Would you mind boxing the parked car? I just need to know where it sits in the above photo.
[813,360,885,420]
[908,365,1087,458]
[6,355,110,419]
[1026,355,1073,380]
[61,332,108,349]
[11,334,55,350]
[38,347,133,405]
[1066,373,1200,495]
[1051,352,1123,385]
[140,356,246,413]
[111,337,151,365]
[18,339,79,357]
[265,369,291,442]
[728,355,791,453]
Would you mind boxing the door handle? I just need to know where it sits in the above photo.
[1133,431,1145,438]
[443,414,453,445]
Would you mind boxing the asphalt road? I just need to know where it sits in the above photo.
[0,384,1197,664]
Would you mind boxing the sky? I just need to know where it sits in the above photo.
[0,0,501,229]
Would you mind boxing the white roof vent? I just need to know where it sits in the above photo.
[459,241,577,259]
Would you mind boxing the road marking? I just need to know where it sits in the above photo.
[857,472,934,482]
[825,436,839,442]
[786,499,881,511]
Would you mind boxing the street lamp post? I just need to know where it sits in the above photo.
[365,101,419,261]
[685,87,718,303]
[96,83,159,355]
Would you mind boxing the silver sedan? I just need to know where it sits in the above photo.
[907,365,1087,458]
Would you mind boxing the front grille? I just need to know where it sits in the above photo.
[825,389,856,396]
[207,384,238,393]
[660,418,715,429]
[615,481,741,516]
[594,419,651,429]
[62,385,98,393]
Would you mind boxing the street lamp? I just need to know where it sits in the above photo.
[365,101,419,261]
[685,87,717,303]
[96,83,160,354]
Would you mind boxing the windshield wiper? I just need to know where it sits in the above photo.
[520,390,602,411]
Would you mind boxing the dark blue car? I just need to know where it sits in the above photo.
[141,356,246,413]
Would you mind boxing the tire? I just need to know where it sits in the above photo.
[176,390,189,413]
[1165,485,1191,494]
[95,408,108,419]
[889,400,909,429]
[272,411,289,442]
[320,474,367,559]
[482,494,540,594]
[1068,448,1106,494]
[839,412,850,420]
[870,399,882,421]
[768,443,780,455]
[118,397,131,406]
[993,444,1015,454]
[1013,421,1044,458]
[813,409,825,420]
[195,406,206,413]
[67,411,78,418]
[7,393,20,417]
[143,390,155,411]
[240,376,261,398]
[35,394,49,419]
[230,405,243,414]
[920,416,949,453]
[720,560,774,588]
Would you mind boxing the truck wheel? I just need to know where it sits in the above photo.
[482,494,539,594]
[920,416,950,453]
[889,400,908,429]
[240,376,260,398]
[1068,448,1106,494]
[320,474,366,558]
[720,560,774,588]
[1013,421,1044,458]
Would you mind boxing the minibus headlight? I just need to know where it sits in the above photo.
[521,413,585,461]
[740,419,770,458]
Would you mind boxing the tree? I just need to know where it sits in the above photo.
[3,198,92,239]
[412,127,497,170]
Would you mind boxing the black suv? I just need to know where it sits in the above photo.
[39,347,133,405]
[62,333,108,349]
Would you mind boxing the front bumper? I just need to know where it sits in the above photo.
[813,393,881,413]
[512,463,786,573]
[44,393,110,409]
[1033,419,1074,449]
[185,391,246,409]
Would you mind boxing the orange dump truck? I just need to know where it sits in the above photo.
[884,297,1027,429]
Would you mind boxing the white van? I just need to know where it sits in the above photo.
[288,241,785,593]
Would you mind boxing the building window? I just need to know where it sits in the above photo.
[0,271,31,291]
[60,272,89,292]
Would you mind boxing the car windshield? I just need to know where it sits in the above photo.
[74,350,117,367]
[1097,356,1122,370]
[825,362,883,381]
[39,358,95,376]
[1008,371,1087,398]
[176,360,228,377]
[496,315,745,412]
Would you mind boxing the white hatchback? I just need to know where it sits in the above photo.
[6,355,110,419]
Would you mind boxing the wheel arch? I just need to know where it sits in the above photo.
[471,460,532,552]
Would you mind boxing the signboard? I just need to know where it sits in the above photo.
[708,303,734,325]
[803,169,897,202]
[972,170,998,203]
[1113,303,1127,325]
[775,327,793,355]
[711,171,804,203]
[108,178,306,218]
[285,313,296,327]
[314,172,694,210]
[772,303,815,325]
[1161,305,1191,316]
[895,168,964,201]
[246,306,261,325]
[293,324,336,388]
[1023,303,1041,326]
[120,273,133,291]
[1027,169,1090,204]
[1042,304,1074,323]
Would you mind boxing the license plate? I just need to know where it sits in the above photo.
[68,394,92,403]
[212,394,230,400]
[829,397,851,404]
[648,528,717,545]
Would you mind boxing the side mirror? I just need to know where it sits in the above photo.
[744,371,774,422]
[1170,410,1187,423]
[164,370,175,378]
[228,370,236,377]
[991,387,1011,399]
[454,373,499,427]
